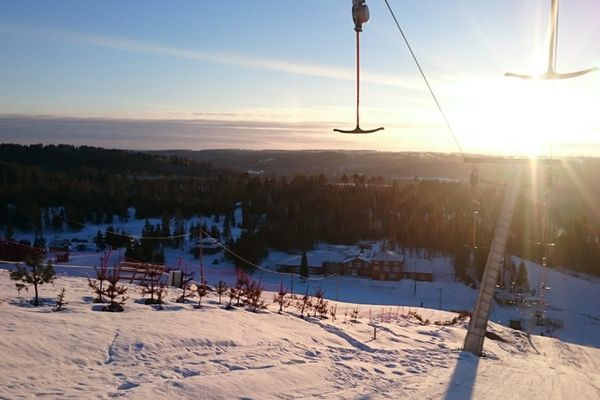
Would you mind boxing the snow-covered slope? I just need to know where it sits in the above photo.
[1,270,599,400]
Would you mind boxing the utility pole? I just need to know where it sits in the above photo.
[472,210,479,248]
[199,231,204,282]
[413,261,417,296]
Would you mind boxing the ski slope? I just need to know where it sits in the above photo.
[5,211,600,350]
[0,270,599,399]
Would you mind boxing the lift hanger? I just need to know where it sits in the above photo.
[334,0,384,134]
[506,0,598,80]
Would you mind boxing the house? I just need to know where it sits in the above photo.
[195,237,222,255]
[276,250,344,276]
[0,238,45,262]
[371,251,405,280]
[54,252,69,263]
[342,255,371,277]
[402,260,434,282]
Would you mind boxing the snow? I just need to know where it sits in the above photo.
[4,215,600,351]
[1,270,599,399]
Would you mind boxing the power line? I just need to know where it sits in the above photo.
[195,229,339,282]
[383,0,465,157]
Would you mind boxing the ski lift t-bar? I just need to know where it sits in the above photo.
[506,0,597,80]
[334,0,384,134]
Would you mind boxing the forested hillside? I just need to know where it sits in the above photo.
[1,144,600,277]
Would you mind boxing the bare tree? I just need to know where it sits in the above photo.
[175,270,195,303]
[215,280,228,304]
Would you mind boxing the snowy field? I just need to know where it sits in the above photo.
[3,210,600,350]
[1,270,599,399]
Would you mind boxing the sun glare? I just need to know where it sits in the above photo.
[446,74,597,157]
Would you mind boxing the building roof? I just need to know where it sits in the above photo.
[197,237,220,247]
[343,255,371,264]
[405,260,434,274]
[371,250,405,263]
[276,250,345,267]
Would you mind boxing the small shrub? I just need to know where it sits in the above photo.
[295,287,311,319]
[246,279,265,312]
[195,280,210,308]
[101,272,128,312]
[273,282,290,314]
[53,288,68,312]
[226,285,238,310]
[140,266,165,305]
[10,254,55,306]
[88,265,109,303]
[175,270,195,303]
[215,280,228,304]
[408,310,430,325]
[329,304,338,323]
[313,288,328,319]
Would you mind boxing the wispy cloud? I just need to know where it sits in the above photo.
[0,22,423,91]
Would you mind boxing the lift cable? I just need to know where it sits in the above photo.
[383,0,465,157]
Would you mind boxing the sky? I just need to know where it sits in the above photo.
[0,0,599,156]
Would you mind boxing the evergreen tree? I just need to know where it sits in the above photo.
[300,251,309,279]
[453,246,469,282]
[222,221,232,239]
[246,279,265,312]
[53,288,68,311]
[88,265,109,303]
[100,272,128,312]
[4,224,14,239]
[474,247,488,281]
[105,226,116,248]
[210,224,220,240]
[94,229,106,251]
[516,261,530,292]
[161,214,171,247]
[140,265,166,305]
[10,253,55,306]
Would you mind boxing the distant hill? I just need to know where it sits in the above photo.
[0,144,222,177]
[151,149,473,180]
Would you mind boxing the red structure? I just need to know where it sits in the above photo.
[0,238,45,261]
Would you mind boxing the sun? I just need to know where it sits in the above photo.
[448,75,595,157]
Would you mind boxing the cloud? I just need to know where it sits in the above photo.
[0,22,423,91]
